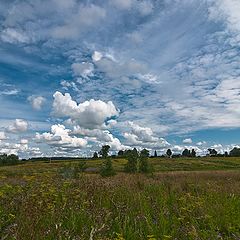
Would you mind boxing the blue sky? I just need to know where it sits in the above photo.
[0,0,240,158]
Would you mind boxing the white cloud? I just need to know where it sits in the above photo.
[196,141,207,146]
[95,57,148,79]
[52,4,106,39]
[209,0,240,33]
[72,125,125,151]
[123,121,170,149]
[128,121,158,142]
[20,139,28,145]
[0,89,19,96]
[7,119,28,133]
[0,137,41,157]
[71,62,94,78]
[1,28,30,44]
[183,138,193,144]
[36,124,87,150]
[28,96,46,110]
[52,91,119,129]
[92,51,103,62]
[0,132,7,140]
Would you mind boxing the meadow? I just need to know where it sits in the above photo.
[0,157,240,239]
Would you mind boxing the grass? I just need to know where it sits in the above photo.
[0,157,240,239]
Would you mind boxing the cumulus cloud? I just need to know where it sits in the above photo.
[0,137,41,157]
[183,138,193,144]
[123,121,170,149]
[7,119,28,133]
[52,91,119,129]
[36,124,87,150]
[0,132,7,140]
[73,126,125,151]
[20,139,28,145]
[28,96,46,110]
[197,141,207,146]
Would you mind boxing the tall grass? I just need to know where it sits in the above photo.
[0,162,240,239]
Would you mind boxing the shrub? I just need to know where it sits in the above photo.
[100,158,116,177]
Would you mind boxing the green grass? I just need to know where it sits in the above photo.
[0,157,240,239]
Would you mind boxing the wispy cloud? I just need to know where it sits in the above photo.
[0,0,240,156]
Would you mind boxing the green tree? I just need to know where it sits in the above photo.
[118,150,124,157]
[99,145,110,159]
[124,148,139,173]
[229,147,240,157]
[191,149,196,157]
[139,149,150,173]
[182,148,191,157]
[0,154,19,166]
[92,152,98,159]
[208,148,217,156]
[154,150,157,157]
[166,149,172,158]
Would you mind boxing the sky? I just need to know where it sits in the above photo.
[0,0,240,158]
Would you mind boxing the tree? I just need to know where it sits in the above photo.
[166,149,172,158]
[224,151,229,157]
[118,150,124,157]
[154,150,157,158]
[93,152,98,159]
[182,148,191,157]
[208,148,217,156]
[100,158,116,177]
[0,154,19,166]
[99,145,110,159]
[139,149,150,173]
[124,148,139,173]
[191,149,196,157]
[229,147,240,157]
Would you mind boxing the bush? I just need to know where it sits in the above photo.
[59,161,87,179]
[100,158,116,177]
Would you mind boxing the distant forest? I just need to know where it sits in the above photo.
[1,146,240,166]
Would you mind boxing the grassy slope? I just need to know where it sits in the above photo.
[0,158,240,239]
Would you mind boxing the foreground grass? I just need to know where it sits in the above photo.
[0,160,240,239]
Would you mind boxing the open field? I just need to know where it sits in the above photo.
[0,158,240,239]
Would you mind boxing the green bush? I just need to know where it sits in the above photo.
[100,158,116,177]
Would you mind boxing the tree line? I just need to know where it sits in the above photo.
[92,146,240,160]
[94,145,240,177]
[0,154,19,166]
